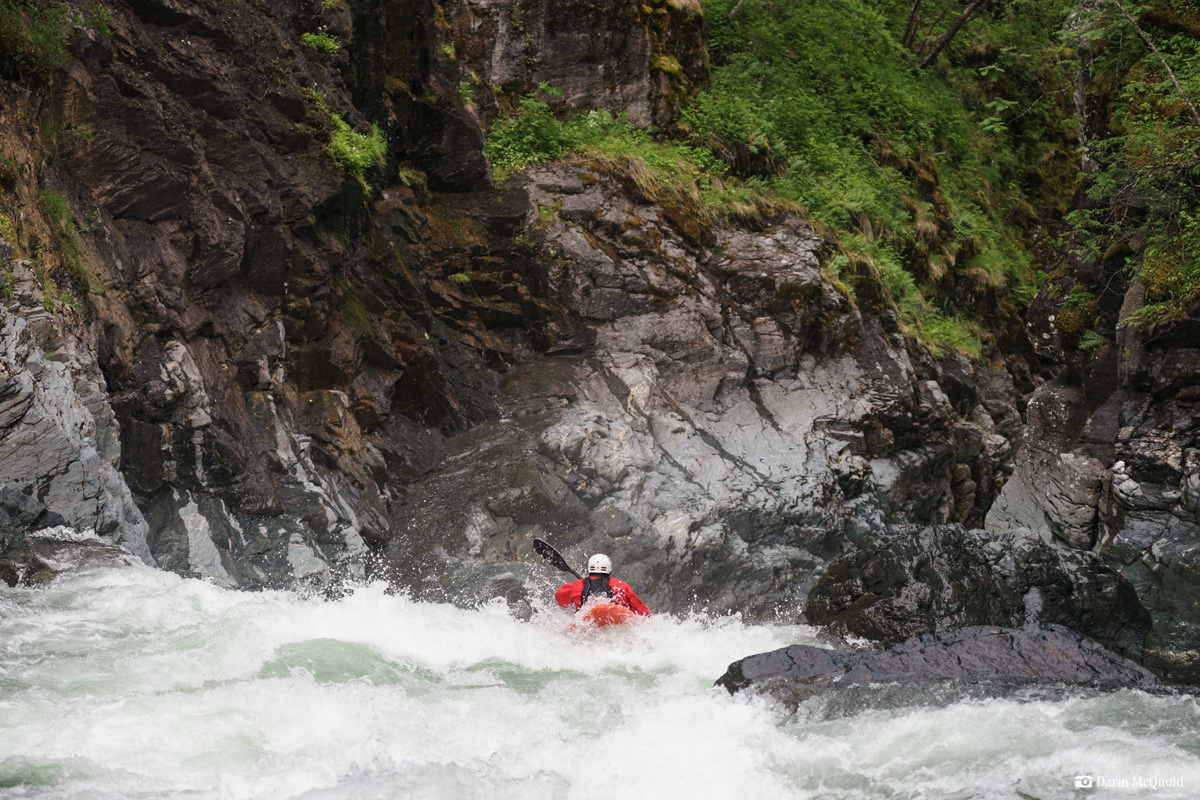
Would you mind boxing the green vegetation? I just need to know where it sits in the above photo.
[920,312,981,359]
[1063,2,1200,324]
[0,0,111,72]
[301,30,340,55]
[1055,286,1100,339]
[684,0,1077,351]
[1078,329,1108,353]
[38,187,103,295]
[303,87,388,190]
[328,114,387,189]
[485,1,1085,358]
[0,213,13,244]
[334,274,372,335]
[486,86,793,220]
[40,188,81,266]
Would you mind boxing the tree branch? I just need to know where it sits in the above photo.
[918,0,988,69]
[1109,0,1200,126]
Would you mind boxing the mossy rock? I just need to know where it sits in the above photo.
[1055,286,1100,341]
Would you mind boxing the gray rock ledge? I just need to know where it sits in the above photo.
[716,625,1160,712]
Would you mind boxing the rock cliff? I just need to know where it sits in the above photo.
[0,0,1032,610]
[978,13,1200,682]
[985,300,1200,682]
[385,162,1026,616]
[0,0,1191,683]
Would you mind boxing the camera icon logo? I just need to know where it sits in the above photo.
[1075,775,1095,788]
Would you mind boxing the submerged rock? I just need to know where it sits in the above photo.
[804,523,1151,662]
[716,625,1159,712]
[0,487,136,586]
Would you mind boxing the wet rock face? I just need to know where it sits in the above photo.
[0,0,465,588]
[804,524,1151,663]
[439,0,707,130]
[987,296,1200,682]
[0,486,135,586]
[1098,387,1200,683]
[0,259,150,562]
[0,487,63,586]
[383,165,1025,617]
[1,0,1027,611]
[715,625,1159,711]
[0,0,711,593]
[985,372,1113,549]
[68,0,381,587]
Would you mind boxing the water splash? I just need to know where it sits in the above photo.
[1,562,1198,799]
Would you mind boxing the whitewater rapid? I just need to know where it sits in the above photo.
[2,562,1200,800]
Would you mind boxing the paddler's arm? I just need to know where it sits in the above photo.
[622,584,651,616]
[555,580,584,609]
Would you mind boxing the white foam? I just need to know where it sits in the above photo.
[1,564,1199,800]
[26,525,100,542]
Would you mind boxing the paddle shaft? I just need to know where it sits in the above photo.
[532,538,583,580]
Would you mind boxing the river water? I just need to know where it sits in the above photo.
[2,561,1200,800]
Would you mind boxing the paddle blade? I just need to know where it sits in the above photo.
[533,538,582,579]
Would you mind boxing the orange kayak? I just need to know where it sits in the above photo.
[571,602,636,629]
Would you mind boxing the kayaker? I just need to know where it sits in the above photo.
[555,554,651,615]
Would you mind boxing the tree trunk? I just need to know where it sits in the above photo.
[902,0,924,51]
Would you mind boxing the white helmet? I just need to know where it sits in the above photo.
[587,553,612,574]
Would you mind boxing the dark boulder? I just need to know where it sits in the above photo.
[716,625,1159,712]
[804,524,1152,662]
[0,486,64,586]
[0,486,131,586]
[0,485,66,532]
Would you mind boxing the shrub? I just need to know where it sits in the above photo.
[485,91,793,220]
[0,1,70,71]
[38,187,103,295]
[327,114,386,188]
[301,30,340,55]
[484,91,571,178]
[921,312,981,359]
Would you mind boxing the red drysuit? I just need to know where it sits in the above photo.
[556,577,651,616]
